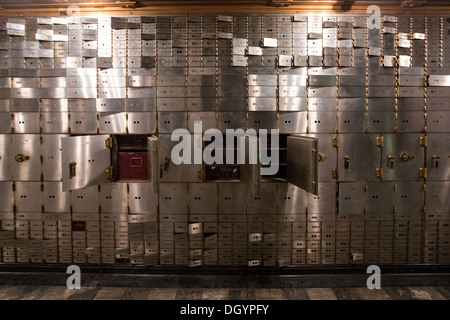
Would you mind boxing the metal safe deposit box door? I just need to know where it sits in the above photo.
[287,135,319,195]
[149,134,319,195]
[61,135,112,191]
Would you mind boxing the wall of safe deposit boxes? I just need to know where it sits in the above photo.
[0,14,449,267]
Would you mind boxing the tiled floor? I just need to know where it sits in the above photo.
[0,285,449,300]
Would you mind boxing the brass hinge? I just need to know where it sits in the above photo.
[105,167,113,180]
[270,0,293,7]
[376,168,383,179]
[420,136,428,147]
[332,136,339,148]
[376,136,384,147]
[197,169,203,181]
[332,168,339,180]
[419,168,427,178]
[105,137,113,149]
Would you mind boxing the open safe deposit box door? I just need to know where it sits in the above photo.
[287,135,319,195]
[61,135,112,191]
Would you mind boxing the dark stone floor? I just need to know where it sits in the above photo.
[0,285,449,300]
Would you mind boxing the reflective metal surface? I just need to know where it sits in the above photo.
[0,13,448,267]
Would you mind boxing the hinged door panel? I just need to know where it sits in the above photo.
[61,135,111,191]
[287,135,318,194]
[382,133,424,181]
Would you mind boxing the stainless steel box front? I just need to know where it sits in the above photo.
[426,181,450,213]
[127,112,157,134]
[158,112,187,133]
[15,181,42,212]
[129,182,157,214]
[0,181,14,211]
[396,182,424,214]
[41,112,69,134]
[382,134,424,181]
[42,134,67,182]
[279,112,307,134]
[307,133,337,182]
[12,134,41,181]
[100,183,128,214]
[0,134,11,181]
[307,182,337,214]
[188,183,218,214]
[157,134,202,183]
[338,182,366,215]
[61,135,111,191]
[43,181,70,213]
[218,183,246,214]
[0,113,11,133]
[338,134,380,182]
[366,182,395,214]
[99,112,127,134]
[248,184,277,214]
[159,183,188,214]
[71,185,99,213]
[69,112,98,134]
[427,133,450,181]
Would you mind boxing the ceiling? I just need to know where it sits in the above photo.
[0,0,449,16]
[0,0,446,4]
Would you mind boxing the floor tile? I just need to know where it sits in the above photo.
[39,286,76,300]
[122,287,155,300]
[146,288,177,300]
[383,287,420,300]
[332,288,363,300]
[408,287,447,300]
[306,288,337,300]
[254,289,284,300]
[94,287,128,300]
[355,287,391,300]
[434,287,450,300]
[228,288,255,300]
[281,288,309,300]
[202,289,229,300]
[175,288,203,300]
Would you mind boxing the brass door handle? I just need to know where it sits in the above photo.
[69,161,76,178]
[388,155,395,169]
[318,153,327,162]
[432,155,440,168]
[344,155,350,169]
[15,154,30,162]
[164,156,170,170]
[159,164,164,179]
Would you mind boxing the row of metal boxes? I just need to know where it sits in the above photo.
[2,212,449,264]
[0,133,448,183]
[157,182,450,214]
[0,180,448,216]
[0,215,159,265]
[1,44,445,60]
[0,182,157,213]
[3,55,449,69]
[0,15,445,38]
[0,111,446,134]
[147,133,450,183]
[157,212,450,266]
